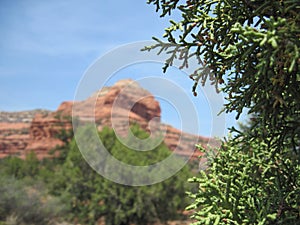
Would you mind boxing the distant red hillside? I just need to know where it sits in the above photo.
[0,79,217,160]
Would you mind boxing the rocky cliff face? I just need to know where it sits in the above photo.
[0,79,212,159]
[0,123,30,158]
[71,79,161,131]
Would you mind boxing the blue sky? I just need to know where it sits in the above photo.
[0,1,169,109]
[0,0,246,137]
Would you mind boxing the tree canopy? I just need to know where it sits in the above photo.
[0,125,194,225]
[62,125,192,225]
[144,0,300,154]
[145,0,300,224]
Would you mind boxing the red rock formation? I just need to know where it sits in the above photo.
[0,79,213,159]
[0,123,30,158]
[24,113,72,159]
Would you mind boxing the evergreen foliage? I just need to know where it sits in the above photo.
[187,139,300,224]
[146,0,300,224]
[0,125,194,225]
[60,125,192,225]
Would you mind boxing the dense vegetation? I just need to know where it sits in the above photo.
[146,0,300,224]
[0,125,194,225]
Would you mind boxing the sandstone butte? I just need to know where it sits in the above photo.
[0,79,217,160]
